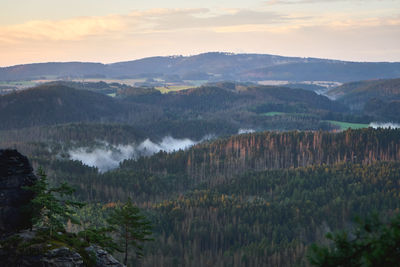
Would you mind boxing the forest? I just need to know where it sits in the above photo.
[0,78,400,266]
[2,128,399,266]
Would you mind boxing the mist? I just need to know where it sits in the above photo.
[69,136,200,173]
[369,122,400,129]
[238,128,255,134]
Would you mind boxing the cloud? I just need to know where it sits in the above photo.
[238,129,255,134]
[265,0,391,5]
[69,144,136,173]
[137,137,197,155]
[0,6,399,65]
[68,136,203,172]
[147,9,288,31]
[0,15,127,43]
[0,8,290,44]
[0,7,398,42]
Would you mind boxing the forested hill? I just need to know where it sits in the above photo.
[1,52,400,82]
[242,61,400,82]
[7,127,397,266]
[126,83,344,114]
[0,84,124,129]
[39,128,400,266]
[120,128,400,183]
[327,78,400,106]
[0,81,345,134]
[326,78,400,121]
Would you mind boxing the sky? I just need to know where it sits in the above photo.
[0,0,399,66]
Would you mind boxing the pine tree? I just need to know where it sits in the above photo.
[107,199,153,265]
[26,167,84,236]
[308,212,400,266]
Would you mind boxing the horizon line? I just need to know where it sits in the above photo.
[2,51,400,68]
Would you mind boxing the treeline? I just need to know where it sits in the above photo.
[0,123,145,146]
[121,128,400,184]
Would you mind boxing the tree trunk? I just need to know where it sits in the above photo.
[124,224,128,265]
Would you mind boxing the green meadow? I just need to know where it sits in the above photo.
[325,120,369,130]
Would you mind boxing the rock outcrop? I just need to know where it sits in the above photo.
[43,246,125,267]
[1,241,125,267]
[86,245,125,267]
[0,149,125,267]
[0,149,37,235]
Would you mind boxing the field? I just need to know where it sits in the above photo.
[155,85,194,94]
[262,112,286,116]
[0,80,37,87]
[325,120,369,130]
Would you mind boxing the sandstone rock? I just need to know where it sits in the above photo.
[42,246,85,267]
[0,149,37,235]
[0,150,125,267]
[86,245,126,267]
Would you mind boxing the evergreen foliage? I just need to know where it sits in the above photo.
[308,213,400,266]
[7,169,154,266]
[3,128,400,266]
[26,167,84,236]
[107,199,153,264]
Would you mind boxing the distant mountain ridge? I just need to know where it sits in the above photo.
[1,52,400,82]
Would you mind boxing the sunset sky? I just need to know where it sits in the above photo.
[1,0,399,66]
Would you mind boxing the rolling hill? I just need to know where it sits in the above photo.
[0,84,124,129]
[1,52,400,83]
[326,78,400,121]
[0,81,348,135]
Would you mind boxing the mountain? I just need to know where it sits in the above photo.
[0,62,106,81]
[0,84,124,130]
[1,52,400,82]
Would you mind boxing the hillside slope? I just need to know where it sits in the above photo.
[0,82,346,134]
[326,79,400,121]
[327,78,400,103]
[0,84,124,129]
[34,129,400,267]
[120,128,400,185]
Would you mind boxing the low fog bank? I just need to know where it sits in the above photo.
[68,136,206,173]
[238,128,255,134]
[369,122,400,129]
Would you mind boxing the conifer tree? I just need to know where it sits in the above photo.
[308,213,400,266]
[27,167,84,236]
[107,199,153,265]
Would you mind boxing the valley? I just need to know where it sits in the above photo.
[1,53,400,266]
